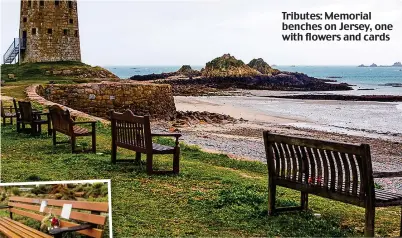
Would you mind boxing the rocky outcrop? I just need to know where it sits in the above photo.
[130,54,352,94]
[130,65,201,81]
[370,63,378,67]
[171,111,238,127]
[176,65,201,78]
[130,72,176,81]
[247,58,279,76]
[158,72,352,95]
[202,54,261,78]
[392,62,402,67]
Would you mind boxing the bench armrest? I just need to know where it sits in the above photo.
[151,133,182,138]
[373,171,402,178]
[152,133,182,146]
[49,224,93,235]
[0,205,11,209]
[72,121,97,125]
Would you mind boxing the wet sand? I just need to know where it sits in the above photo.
[175,96,402,140]
[171,95,402,193]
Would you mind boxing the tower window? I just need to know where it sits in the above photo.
[32,28,36,35]
[55,0,59,6]
[74,30,78,37]
[68,1,73,8]
[63,29,69,36]
[47,29,52,34]
[28,1,32,8]
[40,1,44,6]
[69,19,73,24]
[23,17,27,23]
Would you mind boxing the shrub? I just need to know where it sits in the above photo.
[11,187,21,196]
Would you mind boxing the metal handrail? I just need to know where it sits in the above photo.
[3,38,20,64]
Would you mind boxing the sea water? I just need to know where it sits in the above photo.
[104,65,402,96]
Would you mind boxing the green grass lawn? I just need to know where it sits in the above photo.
[1,121,401,237]
[1,62,111,99]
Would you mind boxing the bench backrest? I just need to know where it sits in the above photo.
[49,105,74,135]
[18,101,34,122]
[110,110,153,153]
[263,131,374,206]
[12,98,19,113]
[7,196,109,238]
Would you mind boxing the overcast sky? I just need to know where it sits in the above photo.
[1,0,402,66]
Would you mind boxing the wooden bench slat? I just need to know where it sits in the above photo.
[0,218,47,238]
[8,202,106,225]
[319,149,329,188]
[58,220,104,238]
[3,218,51,238]
[265,133,363,155]
[9,197,109,212]
[9,208,104,238]
[348,153,359,196]
[0,219,24,238]
[9,208,44,222]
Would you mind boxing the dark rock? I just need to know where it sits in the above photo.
[264,94,402,102]
[172,111,237,125]
[247,58,280,76]
[177,65,201,77]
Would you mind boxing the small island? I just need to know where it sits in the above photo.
[358,62,402,67]
[130,54,352,95]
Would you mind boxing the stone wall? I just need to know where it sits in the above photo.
[20,0,81,63]
[37,82,176,119]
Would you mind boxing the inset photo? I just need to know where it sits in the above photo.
[0,180,112,238]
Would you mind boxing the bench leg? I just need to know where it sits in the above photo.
[2,117,5,126]
[111,142,117,164]
[173,149,180,174]
[52,130,57,146]
[92,131,96,153]
[364,206,375,237]
[146,154,153,175]
[71,136,76,153]
[268,181,276,215]
[10,117,13,125]
[301,192,308,210]
[17,121,21,133]
[135,152,141,164]
[38,123,42,134]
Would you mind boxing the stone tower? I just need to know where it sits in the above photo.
[19,0,81,63]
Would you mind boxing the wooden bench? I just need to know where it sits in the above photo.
[49,105,97,153]
[0,101,17,126]
[0,196,109,238]
[13,98,41,133]
[18,101,51,136]
[263,131,402,237]
[110,110,182,175]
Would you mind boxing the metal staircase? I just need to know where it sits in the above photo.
[3,38,25,64]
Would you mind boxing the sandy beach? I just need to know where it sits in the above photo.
[171,94,402,193]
